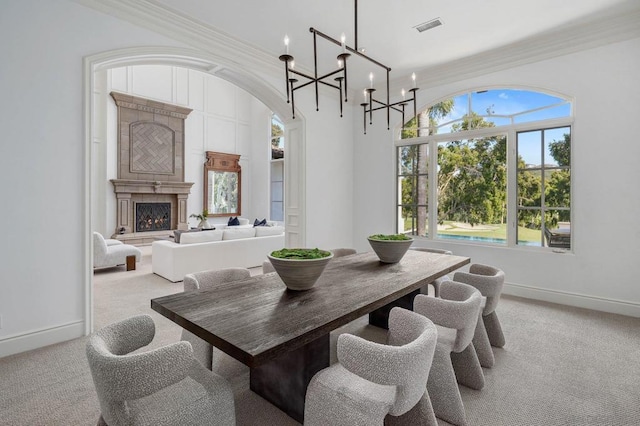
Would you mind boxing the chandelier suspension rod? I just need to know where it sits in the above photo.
[354,0,358,51]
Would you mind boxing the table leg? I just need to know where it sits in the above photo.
[126,255,136,271]
[250,334,330,423]
[369,288,421,329]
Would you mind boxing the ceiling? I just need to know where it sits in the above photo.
[151,0,636,91]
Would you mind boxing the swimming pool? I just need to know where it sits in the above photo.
[437,234,541,246]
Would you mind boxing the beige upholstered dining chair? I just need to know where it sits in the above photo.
[305,307,439,426]
[86,314,235,426]
[410,247,454,296]
[181,267,251,370]
[454,263,506,348]
[414,281,484,426]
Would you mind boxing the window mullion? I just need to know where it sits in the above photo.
[507,128,517,247]
[428,140,438,240]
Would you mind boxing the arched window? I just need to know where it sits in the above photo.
[397,88,572,249]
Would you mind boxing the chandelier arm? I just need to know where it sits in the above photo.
[292,80,316,91]
[366,104,396,113]
[316,68,344,81]
[364,105,404,116]
[310,27,390,72]
[288,69,315,80]
[317,80,341,91]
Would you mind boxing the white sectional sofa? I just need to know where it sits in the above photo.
[152,226,285,282]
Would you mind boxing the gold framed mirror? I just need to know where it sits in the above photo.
[203,151,241,217]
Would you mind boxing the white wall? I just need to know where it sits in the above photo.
[93,64,271,234]
[296,88,355,250]
[0,0,356,357]
[0,0,185,356]
[354,37,640,316]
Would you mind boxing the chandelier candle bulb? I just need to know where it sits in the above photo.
[338,59,343,68]
[363,89,367,102]
[341,33,346,52]
[402,88,406,100]
[412,72,416,88]
[284,34,289,54]
[369,72,374,88]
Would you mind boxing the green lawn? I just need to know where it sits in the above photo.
[402,220,542,243]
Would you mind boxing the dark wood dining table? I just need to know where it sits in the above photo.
[151,250,469,423]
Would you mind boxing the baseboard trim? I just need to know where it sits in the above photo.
[0,320,85,358]
[504,282,640,318]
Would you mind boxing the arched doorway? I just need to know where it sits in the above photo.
[83,47,306,333]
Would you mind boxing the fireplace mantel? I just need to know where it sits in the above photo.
[111,179,193,195]
[111,179,194,239]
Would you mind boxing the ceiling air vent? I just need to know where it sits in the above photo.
[414,18,443,33]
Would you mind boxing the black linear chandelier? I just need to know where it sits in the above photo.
[278,0,419,134]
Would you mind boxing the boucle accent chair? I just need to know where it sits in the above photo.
[454,263,506,348]
[86,314,235,426]
[93,232,141,269]
[304,307,439,426]
[329,248,357,257]
[414,281,484,426]
[181,268,251,371]
[262,259,275,274]
[410,247,454,297]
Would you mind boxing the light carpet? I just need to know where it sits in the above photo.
[1,246,639,425]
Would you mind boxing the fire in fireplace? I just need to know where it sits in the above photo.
[136,203,171,232]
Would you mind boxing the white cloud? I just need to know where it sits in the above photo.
[498,92,509,100]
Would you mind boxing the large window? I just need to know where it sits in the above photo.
[397,88,572,249]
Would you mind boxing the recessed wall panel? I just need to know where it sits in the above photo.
[132,65,172,101]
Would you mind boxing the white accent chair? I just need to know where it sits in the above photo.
[86,314,235,426]
[304,307,439,425]
[93,232,141,270]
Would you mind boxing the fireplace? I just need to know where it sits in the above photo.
[136,203,171,232]
[110,92,195,244]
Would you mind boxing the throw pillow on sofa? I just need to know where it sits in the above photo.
[254,218,268,227]
[228,216,241,226]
